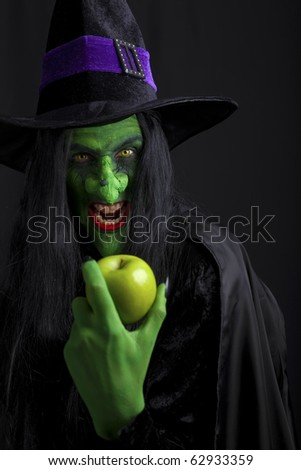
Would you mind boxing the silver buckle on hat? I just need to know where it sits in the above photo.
[114,39,146,79]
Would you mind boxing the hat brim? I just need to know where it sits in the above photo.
[0,96,237,172]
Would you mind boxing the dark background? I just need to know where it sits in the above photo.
[0,0,300,446]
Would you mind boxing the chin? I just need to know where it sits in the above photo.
[80,213,128,258]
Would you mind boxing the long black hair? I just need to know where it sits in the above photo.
[0,111,186,449]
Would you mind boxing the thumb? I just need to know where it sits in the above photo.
[136,283,167,350]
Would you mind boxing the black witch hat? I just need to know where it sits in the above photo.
[0,0,237,172]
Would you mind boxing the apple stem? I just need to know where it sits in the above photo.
[119,258,125,269]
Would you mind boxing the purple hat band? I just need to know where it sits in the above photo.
[40,35,157,92]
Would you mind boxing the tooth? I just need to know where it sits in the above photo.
[93,201,124,214]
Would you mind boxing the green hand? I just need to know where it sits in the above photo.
[64,259,166,440]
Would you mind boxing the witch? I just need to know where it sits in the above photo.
[0,0,296,450]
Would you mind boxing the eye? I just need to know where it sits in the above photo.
[115,148,137,159]
[71,153,92,163]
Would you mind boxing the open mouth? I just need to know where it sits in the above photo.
[88,201,130,232]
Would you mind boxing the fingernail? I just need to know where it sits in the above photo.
[83,255,94,263]
[165,276,169,297]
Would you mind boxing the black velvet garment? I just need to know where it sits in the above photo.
[118,241,221,449]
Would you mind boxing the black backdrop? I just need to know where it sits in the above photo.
[0,0,300,446]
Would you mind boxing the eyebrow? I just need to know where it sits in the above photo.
[69,144,95,154]
[118,135,143,148]
[70,134,143,153]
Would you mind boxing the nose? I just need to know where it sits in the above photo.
[99,156,114,180]
[84,156,129,204]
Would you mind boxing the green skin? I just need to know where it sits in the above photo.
[64,116,167,440]
[67,115,143,257]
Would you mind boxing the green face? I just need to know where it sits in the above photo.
[67,115,143,257]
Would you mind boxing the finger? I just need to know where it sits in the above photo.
[82,259,115,311]
[137,283,167,348]
[81,259,122,330]
[71,296,93,328]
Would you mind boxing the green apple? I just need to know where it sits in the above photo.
[97,255,157,325]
